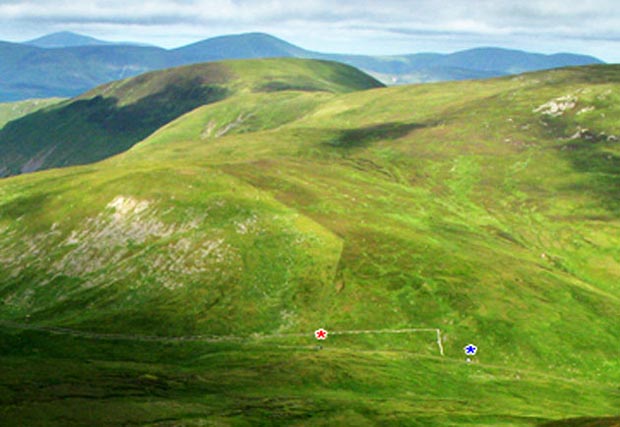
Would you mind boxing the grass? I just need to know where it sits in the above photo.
[0,329,617,427]
[0,59,383,176]
[0,61,618,425]
[0,98,64,129]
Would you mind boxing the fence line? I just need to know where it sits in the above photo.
[0,320,444,355]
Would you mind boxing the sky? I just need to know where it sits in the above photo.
[0,0,618,62]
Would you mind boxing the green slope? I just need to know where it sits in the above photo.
[0,58,383,177]
[0,61,618,426]
[0,97,64,129]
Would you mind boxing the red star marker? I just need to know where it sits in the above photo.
[315,328,328,340]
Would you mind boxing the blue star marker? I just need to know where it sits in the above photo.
[464,344,478,356]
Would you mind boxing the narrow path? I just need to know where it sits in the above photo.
[0,320,444,355]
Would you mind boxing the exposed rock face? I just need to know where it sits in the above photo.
[20,147,56,174]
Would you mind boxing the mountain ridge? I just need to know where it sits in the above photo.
[25,31,152,48]
[26,31,112,48]
[0,58,383,177]
[0,31,604,101]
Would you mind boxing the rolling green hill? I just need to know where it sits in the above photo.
[0,60,618,426]
[0,59,382,177]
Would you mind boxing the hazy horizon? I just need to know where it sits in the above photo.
[2,29,606,62]
[0,0,618,62]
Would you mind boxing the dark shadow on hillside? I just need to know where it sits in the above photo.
[0,78,229,176]
[0,191,56,220]
[557,140,620,216]
[254,80,327,93]
[80,80,228,135]
[324,122,425,149]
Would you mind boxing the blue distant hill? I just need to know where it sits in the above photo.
[26,31,113,48]
[0,31,604,101]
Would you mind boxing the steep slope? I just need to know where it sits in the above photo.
[0,32,603,101]
[0,63,618,426]
[0,59,382,176]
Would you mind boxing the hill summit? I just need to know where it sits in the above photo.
[25,31,112,48]
[0,58,383,177]
[173,32,308,61]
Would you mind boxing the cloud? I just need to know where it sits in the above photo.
[0,0,618,60]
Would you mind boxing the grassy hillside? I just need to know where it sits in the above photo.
[0,98,64,129]
[0,61,618,426]
[0,59,382,176]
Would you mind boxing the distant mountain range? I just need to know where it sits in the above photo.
[26,31,114,48]
[0,31,604,101]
